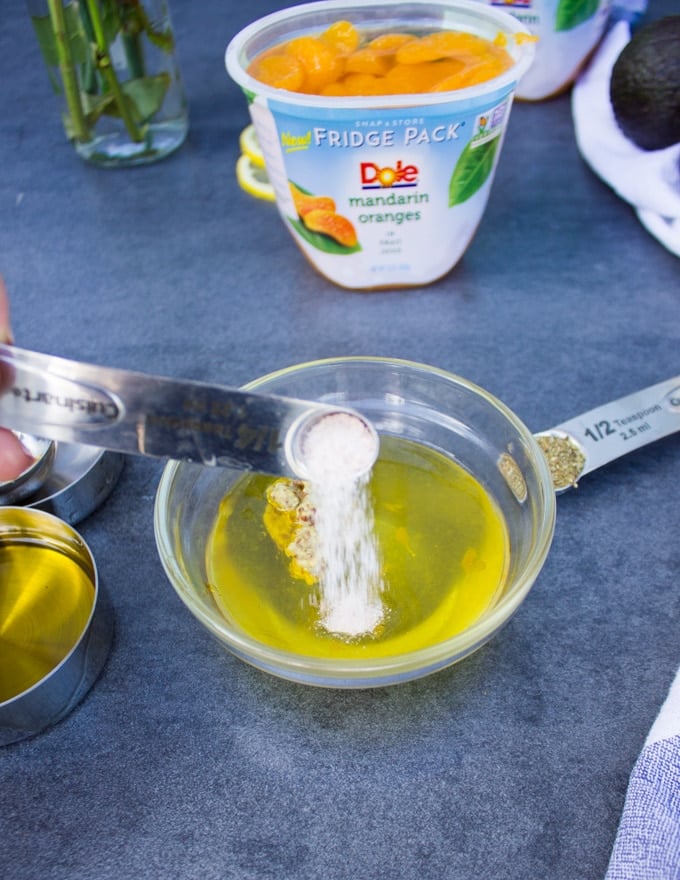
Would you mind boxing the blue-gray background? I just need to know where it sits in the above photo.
[1,1,678,878]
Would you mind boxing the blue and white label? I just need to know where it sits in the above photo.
[250,87,517,289]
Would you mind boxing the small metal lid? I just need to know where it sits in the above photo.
[26,443,124,525]
[0,507,113,745]
[0,433,56,504]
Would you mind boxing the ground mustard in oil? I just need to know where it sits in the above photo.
[206,436,509,659]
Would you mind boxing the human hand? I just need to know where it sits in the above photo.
[0,276,35,481]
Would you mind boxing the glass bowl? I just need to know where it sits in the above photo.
[154,358,555,688]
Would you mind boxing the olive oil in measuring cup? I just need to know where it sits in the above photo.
[206,435,509,658]
[0,539,93,702]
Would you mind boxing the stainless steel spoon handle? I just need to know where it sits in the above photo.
[0,344,377,478]
[541,375,680,483]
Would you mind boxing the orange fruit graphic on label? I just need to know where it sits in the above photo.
[302,209,359,249]
[290,183,337,218]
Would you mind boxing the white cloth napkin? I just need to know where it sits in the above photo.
[605,667,680,879]
[571,20,680,257]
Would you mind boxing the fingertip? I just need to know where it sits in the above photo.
[0,276,14,345]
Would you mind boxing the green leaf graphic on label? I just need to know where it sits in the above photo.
[555,0,600,31]
[449,136,500,207]
[289,180,313,196]
[289,217,361,255]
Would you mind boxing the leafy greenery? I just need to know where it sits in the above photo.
[448,136,500,207]
[62,72,171,137]
[31,3,88,68]
[31,0,175,145]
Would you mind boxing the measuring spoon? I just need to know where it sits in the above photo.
[0,344,378,481]
[0,344,677,493]
[536,375,680,492]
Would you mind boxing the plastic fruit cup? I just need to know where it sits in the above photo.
[479,0,611,101]
[154,358,556,688]
[225,0,535,290]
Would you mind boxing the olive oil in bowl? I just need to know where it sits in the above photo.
[206,435,509,660]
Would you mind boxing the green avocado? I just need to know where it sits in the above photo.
[609,15,680,151]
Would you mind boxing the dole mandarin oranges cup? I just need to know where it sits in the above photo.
[225,0,535,290]
[475,0,612,101]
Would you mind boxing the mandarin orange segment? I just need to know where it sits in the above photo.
[488,43,516,63]
[345,47,391,77]
[285,36,344,92]
[429,57,509,91]
[396,30,493,64]
[248,52,305,91]
[247,21,514,97]
[321,20,361,54]
[448,32,499,54]
[381,63,432,94]
[367,32,417,52]
[339,72,386,95]
[383,59,463,93]
[320,81,348,96]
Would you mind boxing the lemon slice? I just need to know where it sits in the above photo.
[239,124,266,169]
[235,154,276,202]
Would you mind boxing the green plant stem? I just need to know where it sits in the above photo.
[122,23,146,82]
[47,0,90,142]
[84,0,145,143]
[123,34,145,80]
[76,0,99,93]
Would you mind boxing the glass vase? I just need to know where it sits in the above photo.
[28,0,188,167]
